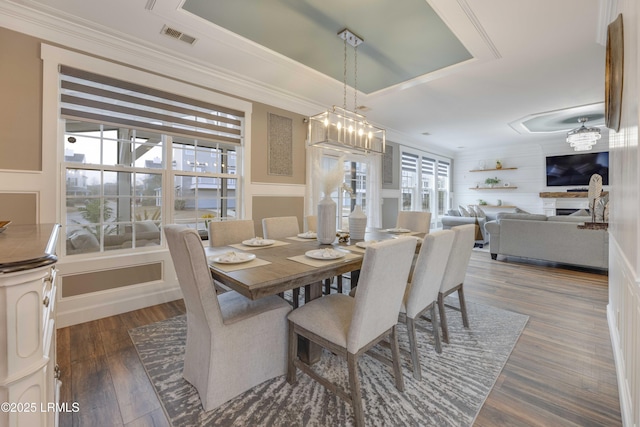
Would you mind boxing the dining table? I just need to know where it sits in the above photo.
[204,228,424,362]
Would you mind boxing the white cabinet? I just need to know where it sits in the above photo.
[0,224,60,427]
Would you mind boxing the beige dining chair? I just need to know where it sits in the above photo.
[399,229,455,380]
[396,211,432,233]
[304,215,317,232]
[262,216,300,239]
[208,219,255,247]
[438,224,475,344]
[164,225,292,411]
[262,216,303,306]
[287,237,417,427]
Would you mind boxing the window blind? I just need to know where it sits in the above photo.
[59,65,244,146]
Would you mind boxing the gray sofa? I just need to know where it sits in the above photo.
[484,213,608,269]
[442,207,516,246]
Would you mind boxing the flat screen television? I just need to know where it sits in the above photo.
[545,152,609,186]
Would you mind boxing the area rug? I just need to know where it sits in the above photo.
[129,300,527,426]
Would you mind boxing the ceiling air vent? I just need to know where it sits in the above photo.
[161,25,197,45]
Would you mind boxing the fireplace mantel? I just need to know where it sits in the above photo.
[539,191,609,198]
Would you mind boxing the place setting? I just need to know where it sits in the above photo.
[287,246,362,267]
[228,236,290,251]
[286,230,318,242]
[207,250,271,272]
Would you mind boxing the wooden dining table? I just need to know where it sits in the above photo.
[204,229,424,362]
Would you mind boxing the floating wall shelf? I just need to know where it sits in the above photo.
[469,167,518,172]
[470,186,518,190]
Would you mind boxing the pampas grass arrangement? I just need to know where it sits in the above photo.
[314,157,345,197]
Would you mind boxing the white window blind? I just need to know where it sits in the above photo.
[59,65,244,146]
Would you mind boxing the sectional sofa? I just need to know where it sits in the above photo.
[484,213,608,269]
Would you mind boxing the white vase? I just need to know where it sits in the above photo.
[349,205,367,240]
[317,195,337,244]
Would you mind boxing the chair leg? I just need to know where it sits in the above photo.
[458,286,470,328]
[286,321,298,384]
[347,352,365,427]
[438,292,450,344]
[430,305,442,354]
[324,278,331,295]
[390,325,405,392]
[406,318,422,381]
[337,275,343,293]
[292,288,300,308]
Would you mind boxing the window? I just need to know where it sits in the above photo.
[60,66,245,255]
[401,151,451,228]
[318,155,372,230]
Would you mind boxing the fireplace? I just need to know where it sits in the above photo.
[556,208,582,216]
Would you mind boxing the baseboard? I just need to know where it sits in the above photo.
[56,280,182,328]
[607,302,633,427]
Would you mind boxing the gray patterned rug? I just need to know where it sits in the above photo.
[129,299,527,426]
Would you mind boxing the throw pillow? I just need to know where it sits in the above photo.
[458,205,471,217]
[69,231,100,252]
[137,220,160,233]
[514,207,530,214]
[473,206,487,218]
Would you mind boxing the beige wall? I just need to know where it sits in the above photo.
[251,102,307,185]
[0,27,42,171]
[0,193,37,224]
[251,196,304,237]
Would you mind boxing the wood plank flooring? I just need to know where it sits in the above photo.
[56,251,621,426]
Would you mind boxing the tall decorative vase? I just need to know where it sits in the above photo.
[349,205,367,240]
[317,195,337,244]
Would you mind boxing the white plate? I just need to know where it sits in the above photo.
[384,228,411,234]
[356,240,378,249]
[242,238,275,247]
[305,248,346,260]
[210,252,256,264]
[298,232,317,239]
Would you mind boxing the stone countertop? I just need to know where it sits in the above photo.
[0,223,60,273]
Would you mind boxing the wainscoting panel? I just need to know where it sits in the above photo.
[62,262,163,297]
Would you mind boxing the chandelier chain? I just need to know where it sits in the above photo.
[354,44,358,113]
[343,36,347,111]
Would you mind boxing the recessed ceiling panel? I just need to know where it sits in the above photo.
[182,0,472,93]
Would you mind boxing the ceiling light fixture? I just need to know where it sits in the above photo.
[566,117,601,151]
[307,29,385,155]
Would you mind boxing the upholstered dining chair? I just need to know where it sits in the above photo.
[396,210,432,233]
[287,237,417,427]
[164,225,292,411]
[208,219,255,247]
[262,216,300,239]
[399,230,455,380]
[262,216,304,306]
[304,215,317,232]
[438,223,476,344]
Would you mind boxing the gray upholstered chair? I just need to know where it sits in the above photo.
[304,215,317,232]
[262,216,303,306]
[262,216,300,239]
[399,230,455,380]
[208,219,255,247]
[164,225,292,411]
[396,210,432,233]
[287,237,417,427]
[438,223,475,343]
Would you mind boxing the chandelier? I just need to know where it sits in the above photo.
[307,28,385,155]
[566,117,602,151]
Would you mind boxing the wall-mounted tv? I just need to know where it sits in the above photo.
[546,152,609,187]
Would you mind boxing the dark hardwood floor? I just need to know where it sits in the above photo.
[56,251,621,426]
